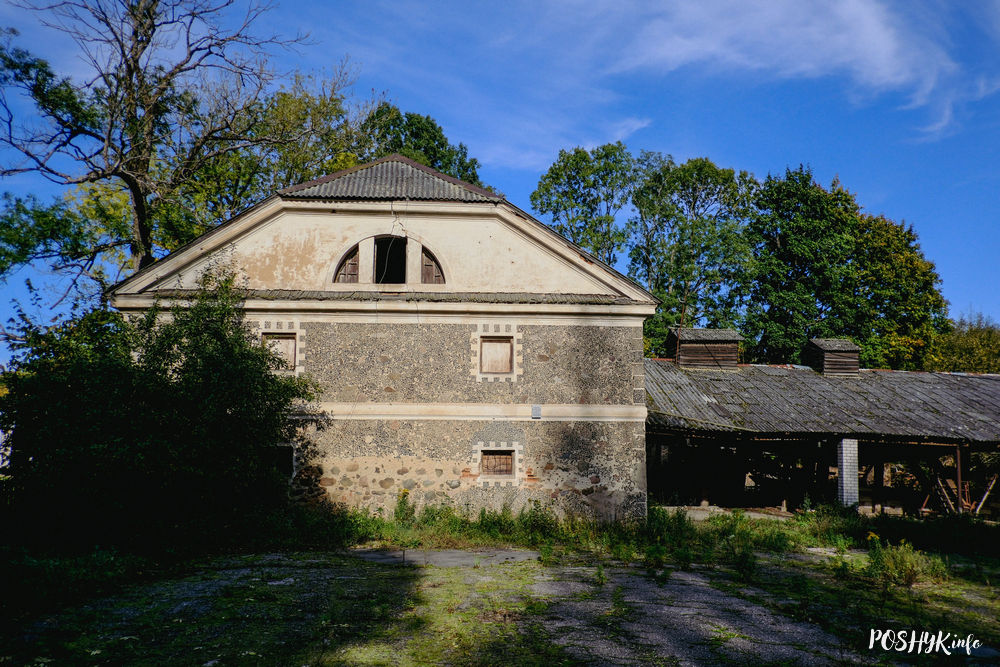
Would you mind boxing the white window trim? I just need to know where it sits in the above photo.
[470,323,523,383]
[472,440,524,487]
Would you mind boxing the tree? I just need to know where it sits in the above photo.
[358,102,484,187]
[739,166,947,368]
[530,142,635,265]
[847,213,947,369]
[176,72,367,234]
[739,167,861,364]
[0,0,348,289]
[627,153,753,355]
[924,313,1000,373]
[0,271,316,550]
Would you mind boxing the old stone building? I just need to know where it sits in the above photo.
[110,155,658,519]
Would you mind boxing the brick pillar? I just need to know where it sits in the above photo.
[837,438,859,507]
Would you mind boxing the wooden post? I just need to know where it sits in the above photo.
[874,458,885,514]
[956,445,963,514]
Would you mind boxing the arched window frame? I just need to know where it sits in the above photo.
[328,235,450,289]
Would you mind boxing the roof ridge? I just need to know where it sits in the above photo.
[278,154,502,201]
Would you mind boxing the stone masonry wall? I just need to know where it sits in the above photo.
[291,320,647,519]
[299,418,647,520]
[303,322,644,406]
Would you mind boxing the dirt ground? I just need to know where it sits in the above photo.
[0,548,898,666]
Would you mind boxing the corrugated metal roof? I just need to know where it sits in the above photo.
[279,154,503,202]
[645,359,1000,444]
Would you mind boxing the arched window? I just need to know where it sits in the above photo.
[374,236,406,284]
[334,245,359,283]
[332,238,446,285]
[421,248,445,284]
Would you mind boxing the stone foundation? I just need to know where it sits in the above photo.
[296,418,646,520]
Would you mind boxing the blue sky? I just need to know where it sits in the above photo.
[2,0,1000,348]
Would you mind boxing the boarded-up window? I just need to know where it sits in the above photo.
[480,337,513,374]
[481,450,514,476]
[334,246,359,283]
[421,248,445,284]
[263,333,296,369]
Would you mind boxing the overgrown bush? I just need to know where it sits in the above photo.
[709,511,758,579]
[865,534,947,588]
[0,272,317,552]
[645,506,699,569]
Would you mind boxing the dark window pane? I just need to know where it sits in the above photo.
[375,236,406,284]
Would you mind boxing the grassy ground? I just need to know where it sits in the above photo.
[3,502,999,664]
[2,554,574,666]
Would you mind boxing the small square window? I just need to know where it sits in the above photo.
[480,337,513,374]
[263,333,296,370]
[481,450,514,476]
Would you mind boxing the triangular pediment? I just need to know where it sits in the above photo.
[110,159,656,310]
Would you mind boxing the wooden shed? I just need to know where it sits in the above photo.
[645,345,1000,516]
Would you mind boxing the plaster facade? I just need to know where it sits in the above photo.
[110,156,657,519]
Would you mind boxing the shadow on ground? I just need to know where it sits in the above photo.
[2,552,423,666]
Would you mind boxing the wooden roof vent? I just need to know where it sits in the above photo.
[805,338,860,377]
[667,328,743,369]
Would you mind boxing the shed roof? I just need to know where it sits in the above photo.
[809,338,860,352]
[278,154,503,203]
[672,328,744,342]
[645,359,1000,444]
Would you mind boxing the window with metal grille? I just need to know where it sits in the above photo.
[481,450,514,476]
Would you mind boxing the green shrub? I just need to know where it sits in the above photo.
[646,506,699,568]
[394,489,416,525]
[515,500,562,544]
[644,543,667,568]
[0,271,317,553]
[710,511,758,580]
[866,533,948,588]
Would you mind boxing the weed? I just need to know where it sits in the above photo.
[594,562,608,586]
[611,541,636,565]
[394,488,416,525]
[866,534,948,588]
[708,624,750,649]
[644,543,667,568]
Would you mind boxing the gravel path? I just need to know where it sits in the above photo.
[5,550,873,666]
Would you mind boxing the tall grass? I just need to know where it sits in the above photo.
[5,500,990,623]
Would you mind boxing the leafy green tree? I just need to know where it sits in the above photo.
[0,1,357,290]
[628,153,753,355]
[177,73,365,237]
[739,167,860,364]
[924,313,1000,373]
[0,272,316,550]
[359,102,484,187]
[739,167,947,367]
[531,142,635,265]
[847,214,947,369]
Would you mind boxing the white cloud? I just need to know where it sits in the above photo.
[608,1,955,102]
[606,117,652,142]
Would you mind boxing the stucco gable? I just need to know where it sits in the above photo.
[110,159,656,307]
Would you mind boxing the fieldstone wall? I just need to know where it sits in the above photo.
[303,322,644,406]
[292,320,647,519]
[298,418,647,520]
